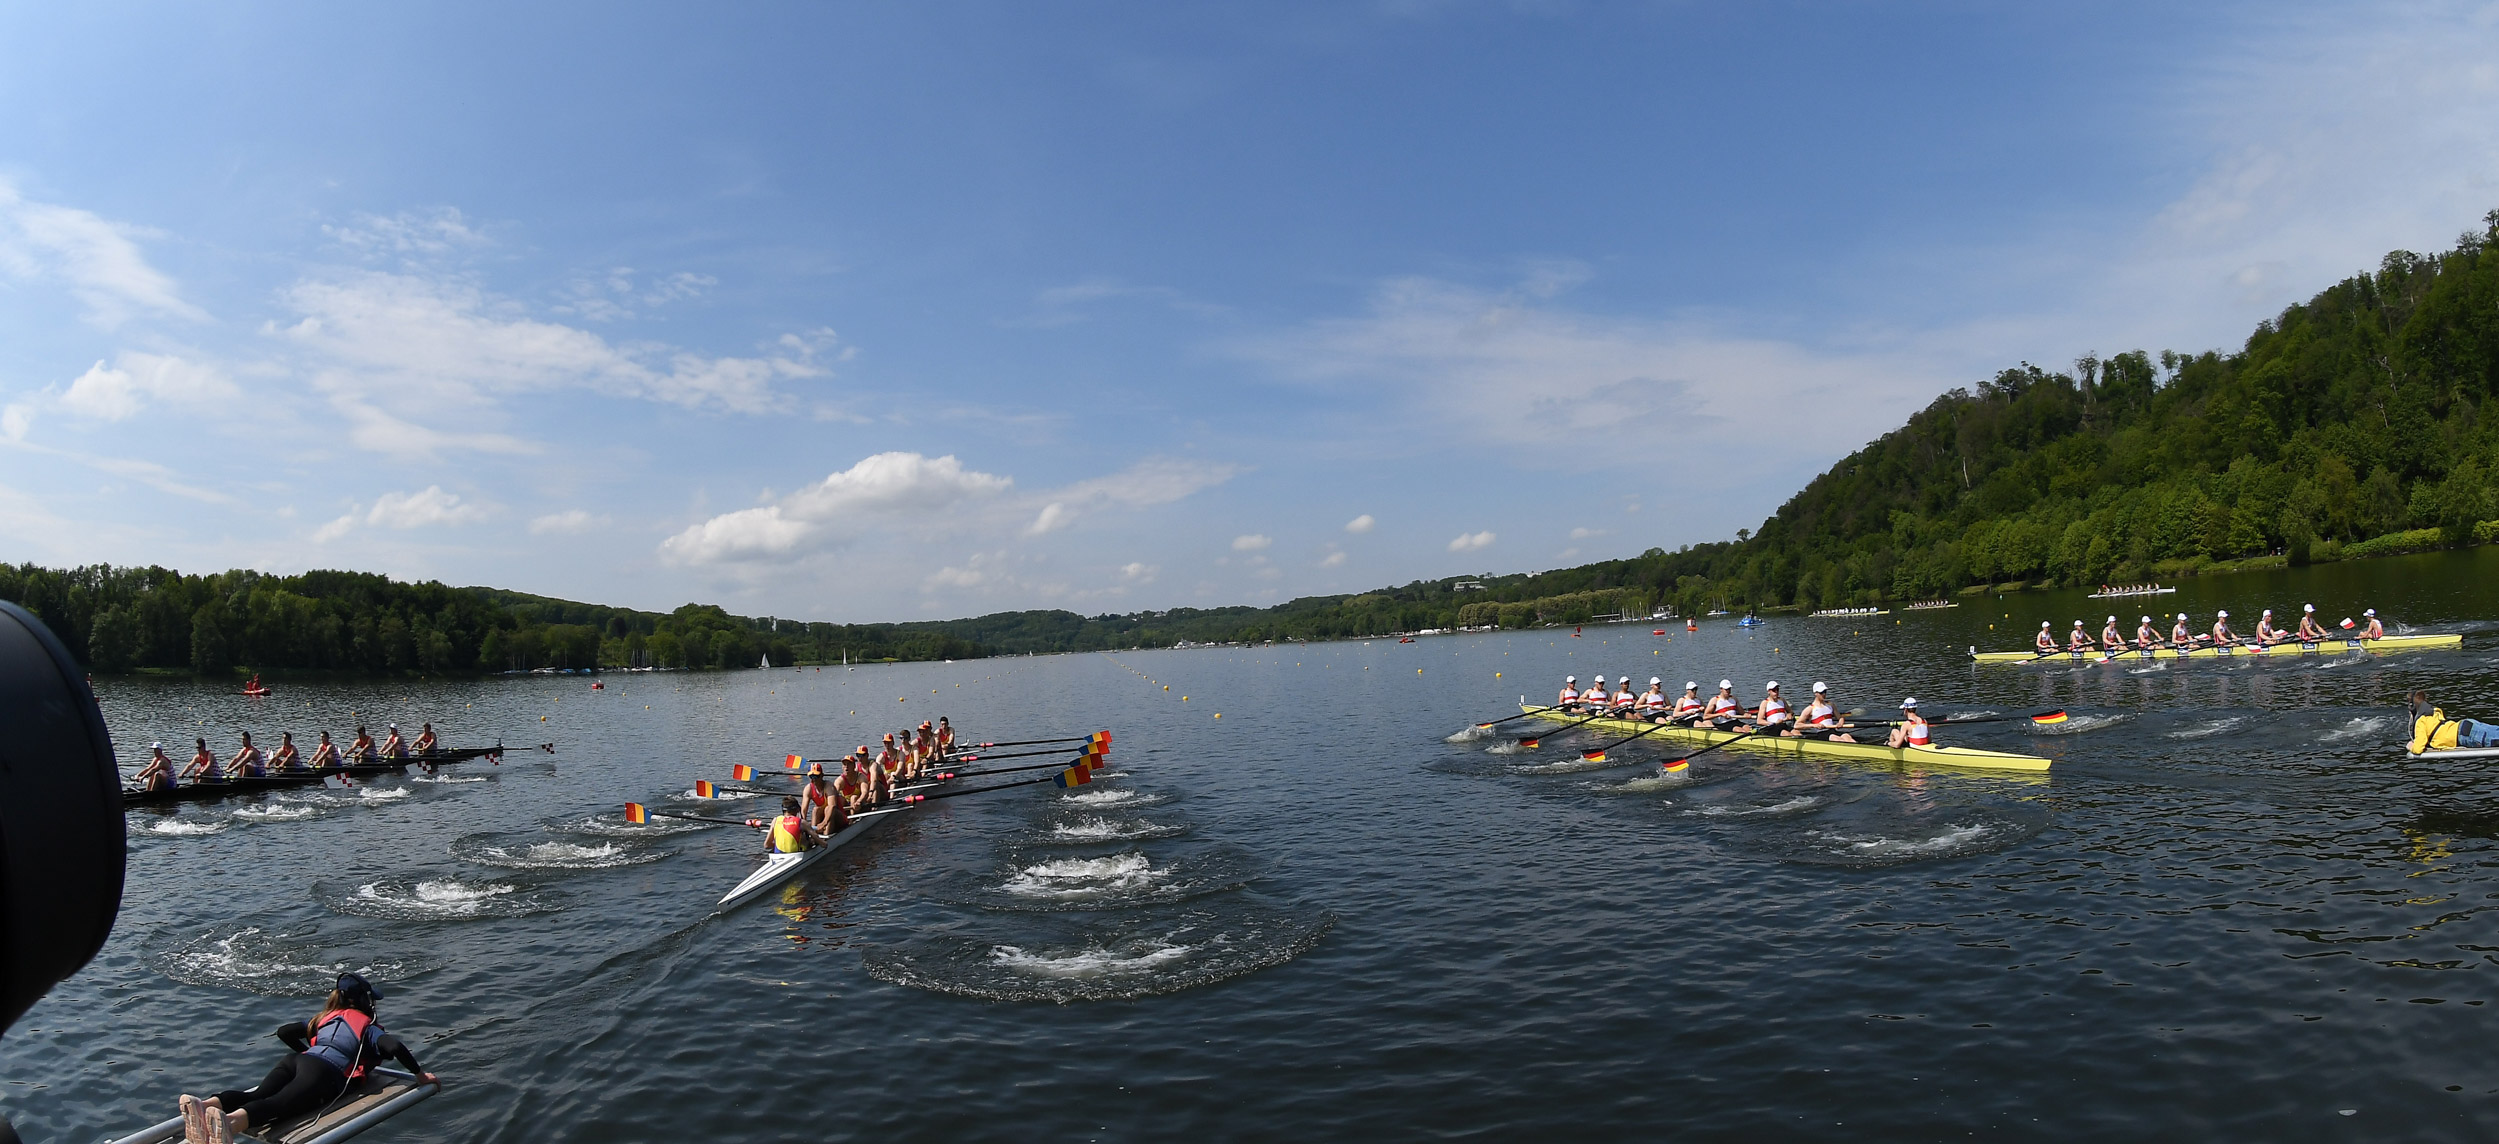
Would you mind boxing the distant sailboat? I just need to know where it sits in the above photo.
[759,652,770,669]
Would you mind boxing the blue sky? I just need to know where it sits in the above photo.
[4,2,2497,620]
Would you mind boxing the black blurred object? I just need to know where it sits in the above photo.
[0,599,125,1034]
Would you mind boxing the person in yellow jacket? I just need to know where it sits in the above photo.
[2408,691,2499,753]
[749,796,813,853]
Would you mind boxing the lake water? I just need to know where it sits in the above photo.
[8,546,2499,1141]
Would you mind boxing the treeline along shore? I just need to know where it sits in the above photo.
[10,214,2499,671]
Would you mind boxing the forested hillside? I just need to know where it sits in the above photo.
[11,212,2498,668]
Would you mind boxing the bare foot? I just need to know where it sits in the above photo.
[179,1094,206,1144]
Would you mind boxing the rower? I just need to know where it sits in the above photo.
[2360,609,2385,639]
[349,725,377,763]
[2100,615,2124,652]
[1886,698,1932,749]
[2133,615,2161,649]
[935,716,955,755]
[2254,609,2285,644]
[2034,621,2058,652]
[2211,610,2238,646]
[308,731,343,770]
[1609,676,1638,714]
[413,723,439,755]
[183,736,223,783]
[378,724,410,760]
[230,732,267,778]
[2408,690,2499,752]
[835,753,871,816]
[1703,680,1743,729]
[1557,675,1582,711]
[134,743,178,792]
[870,740,898,805]
[2295,604,2327,642]
[269,732,303,773]
[1671,681,1705,724]
[2066,620,2093,651]
[1786,682,1854,742]
[749,796,812,853]
[2171,612,2195,646]
[1751,681,1791,730]
[1636,678,1669,721]
[800,764,843,838]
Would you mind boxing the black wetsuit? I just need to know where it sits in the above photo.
[214,1018,426,1128]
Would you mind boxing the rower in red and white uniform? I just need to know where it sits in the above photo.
[1751,681,1791,730]
[230,732,268,778]
[2099,616,2125,653]
[2170,613,2195,646]
[1786,682,1855,742]
[378,724,410,760]
[1636,678,1669,721]
[308,731,342,770]
[936,717,956,755]
[836,752,872,815]
[1557,676,1583,711]
[183,736,223,783]
[2253,609,2287,644]
[1885,698,1931,749]
[413,723,439,755]
[135,743,178,792]
[1703,680,1743,729]
[269,732,304,773]
[2211,610,2239,647]
[2034,622,2058,652]
[2065,620,2093,652]
[2295,604,2328,642]
[348,726,378,763]
[1609,677,1638,713]
[1671,682,1705,724]
[876,733,904,790]
[2133,616,2161,649]
[2360,609,2384,639]
[800,763,842,839]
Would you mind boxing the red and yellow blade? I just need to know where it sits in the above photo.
[2031,711,2069,725]
[1661,759,1689,774]
[784,753,804,770]
[1053,765,1094,788]
[624,803,648,824]
[694,780,717,799]
[732,764,755,782]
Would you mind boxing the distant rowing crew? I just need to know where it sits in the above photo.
[676,718,960,851]
[129,722,450,792]
[1553,675,1936,748]
[2039,604,2385,655]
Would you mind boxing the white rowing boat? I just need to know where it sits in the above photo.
[715,775,944,911]
[109,1068,437,1144]
[2409,745,2499,761]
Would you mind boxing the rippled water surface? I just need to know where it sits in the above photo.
[12,548,2499,1140]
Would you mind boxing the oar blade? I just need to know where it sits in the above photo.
[2030,710,2069,725]
[624,803,648,824]
[694,780,717,799]
[732,764,754,782]
[1580,749,1607,762]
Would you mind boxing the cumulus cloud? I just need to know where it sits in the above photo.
[663,452,1013,564]
[1119,561,1158,583]
[1448,530,1496,552]
[1027,502,1072,536]
[55,354,239,421]
[1344,514,1375,534]
[1231,533,1272,551]
[313,485,485,541]
[529,509,605,535]
[0,180,206,327]
[1003,457,1243,535]
[1319,550,1347,567]
[1569,526,1609,540]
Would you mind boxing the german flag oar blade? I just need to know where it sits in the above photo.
[2031,710,2068,725]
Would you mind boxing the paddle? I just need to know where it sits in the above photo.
[937,745,1099,764]
[1470,706,1558,730]
[1653,721,1790,773]
[960,734,1109,749]
[1851,708,2068,730]
[624,803,910,829]
[1516,704,1634,748]
[937,754,1108,780]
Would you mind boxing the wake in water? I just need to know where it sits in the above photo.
[319,876,564,921]
[1693,795,1826,820]
[862,903,1332,1004]
[557,812,713,838]
[129,815,229,837]
[2033,712,2130,736]
[453,832,669,870]
[148,926,444,997]
[1040,816,1189,844]
[1059,787,1165,808]
[2320,713,2400,743]
[1740,798,2049,869]
[949,846,1263,912]
[1586,771,1689,795]
[2167,715,2248,740]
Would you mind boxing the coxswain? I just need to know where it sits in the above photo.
[269,732,303,773]
[1636,678,1669,721]
[1751,681,1791,729]
[1557,675,1582,711]
[935,716,955,755]
[181,973,434,1140]
[2254,609,2286,644]
[2360,609,2385,639]
[184,736,224,783]
[230,732,267,778]
[2408,690,2499,753]
[378,724,410,760]
[1786,682,1853,742]
[2295,604,2328,642]
[348,725,377,763]
[2066,620,2093,652]
[2211,610,2239,646]
[1671,681,1705,724]
[2171,612,2196,646]
[1885,698,1932,749]
[413,723,439,755]
[1703,680,1744,729]
[747,796,811,854]
[308,731,343,770]
[2034,621,2058,652]
[134,743,178,792]
[2133,615,2161,649]
[2100,615,2125,652]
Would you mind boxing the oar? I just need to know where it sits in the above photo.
[937,754,1107,780]
[938,746,1096,764]
[1515,705,1633,748]
[1605,707,1875,762]
[1852,708,2068,730]
[623,805,760,828]
[1652,722,1791,774]
[960,734,1108,749]
[1470,706,1558,730]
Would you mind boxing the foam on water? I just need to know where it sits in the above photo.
[232,802,323,822]
[1045,817,1187,844]
[322,876,561,921]
[2034,712,2129,736]
[1001,853,1166,899]
[131,816,228,837]
[353,786,412,802]
[2321,713,2399,743]
[1062,788,1158,807]
[2169,716,2248,740]
[453,833,668,870]
[990,939,1196,977]
[864,905,1333,1004]
[1696,795,1825,819]
[149,926,443,997]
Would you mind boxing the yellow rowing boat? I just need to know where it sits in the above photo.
[1971,632,2460,664]
[1519,706,2051,773]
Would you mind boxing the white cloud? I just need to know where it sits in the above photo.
[367,486,485,529]
[663,452,1013,564]
[0,404,29,441]
[0,180,206,327]
[1569,526,1608,540]
[1027,502,1072,536]
[529,509,605,535]
[323,208,488,260]
[56,354,239,421]
[1231,533,1272,551]
[1448,530,1496,552]
[1344,513,1375,534]
[1319,550,1347,567]
[1119,561,1158,583]
[1003,456,1243,536]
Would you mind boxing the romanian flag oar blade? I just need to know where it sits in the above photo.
[1052,765,1094,788]
[732,764,754,782]
[693,780,717,799]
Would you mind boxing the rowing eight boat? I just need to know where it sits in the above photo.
[121,748,509,806]
[1971,632,2461,664]
[715,774,948,911]
[1519,706,2051,772]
